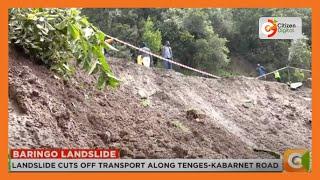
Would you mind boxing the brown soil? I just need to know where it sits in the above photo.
[8,49,311,159]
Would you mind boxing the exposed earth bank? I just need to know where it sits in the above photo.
[9,50,312,159]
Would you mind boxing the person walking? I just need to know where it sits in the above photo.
[162,41,173,69]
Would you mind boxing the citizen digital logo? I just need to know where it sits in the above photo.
[259,17,302,39]
[284,149,311,172]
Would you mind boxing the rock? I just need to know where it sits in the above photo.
[242,99,255,108]
[138,89,148,99]
[27,78,37,84]
[31,90,39,97]
[172,145,188,158]
[275,114,281,120]
[97,131,112,144]
[109,143,121,149]
[274,122,283,129]
[119,130,129,138]
[145,130,154,137]
[134,143,144,150]
[290,82,303,90]
[111,134,121,142]
[195,118,205,124]
[98,101,106,107]
[242,103,250,108]
[186,109,206,120]
[120,147,134,158]
[25,121,32,127]
[134,152,146,159]
[267,96,275,101]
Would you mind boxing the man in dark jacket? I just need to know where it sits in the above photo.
[256,64,267,78]
[162,41,173,69]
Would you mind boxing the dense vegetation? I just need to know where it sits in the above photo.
[9,8,119,89]
[9,8,312,85]
[83,8,311,79]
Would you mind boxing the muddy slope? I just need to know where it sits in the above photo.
[8,50,311,159]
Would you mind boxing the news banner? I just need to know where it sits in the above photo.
[7,149,284,172]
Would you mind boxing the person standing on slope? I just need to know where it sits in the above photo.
[140,42,152,67]
[256,64,267,79]
[274,70,281,82]
[162,41,173,69]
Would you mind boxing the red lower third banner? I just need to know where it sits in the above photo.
[10,149,120,159]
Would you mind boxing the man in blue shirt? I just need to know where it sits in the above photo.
[256,64,267,78]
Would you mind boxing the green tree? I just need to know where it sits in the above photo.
[181,10,230,72]
[142,17,162,52]
[288,37,311,69]
[280,37,312,82]
[82,8,311,77]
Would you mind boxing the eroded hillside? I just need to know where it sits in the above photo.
[9,50,311,159]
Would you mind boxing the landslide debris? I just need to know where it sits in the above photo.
[9,50,311,159]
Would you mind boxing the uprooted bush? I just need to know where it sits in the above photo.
[9,8,119,89]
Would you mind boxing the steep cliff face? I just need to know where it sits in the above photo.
[9,50,311,159]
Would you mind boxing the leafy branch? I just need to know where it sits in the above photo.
[9,8,119,89]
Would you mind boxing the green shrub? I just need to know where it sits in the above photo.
[292,69,305,82]
[9,8,119,89]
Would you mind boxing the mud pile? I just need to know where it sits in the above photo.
[9,50,311,159]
